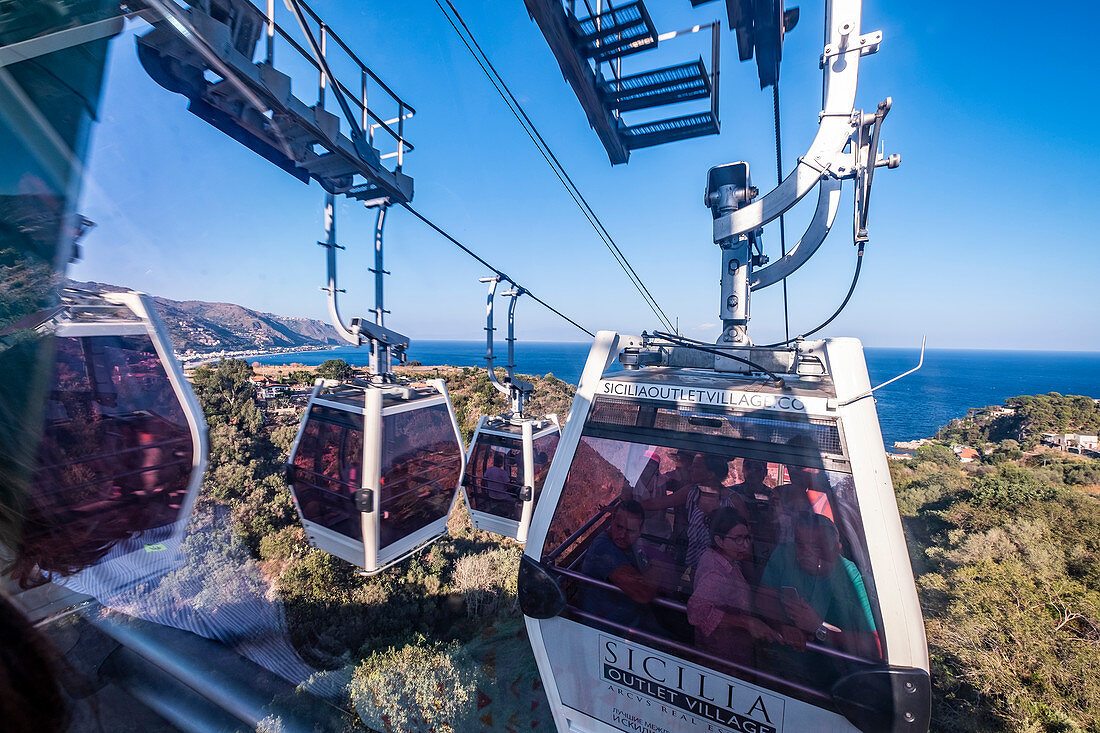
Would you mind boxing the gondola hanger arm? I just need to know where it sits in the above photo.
[713,0,878,244]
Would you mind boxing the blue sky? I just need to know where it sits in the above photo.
[70,1,1100,350]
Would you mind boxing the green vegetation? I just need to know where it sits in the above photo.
[894,438,1100,731]
[938,393,1100,449]
[316,359,355,381]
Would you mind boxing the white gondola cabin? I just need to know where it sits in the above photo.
[463,414,560,542]
[460,275,563,542]
[14,287,208,588]
[286,378,465,574]
[519,332,930,733]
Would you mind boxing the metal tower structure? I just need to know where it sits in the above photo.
[525,0,722,164]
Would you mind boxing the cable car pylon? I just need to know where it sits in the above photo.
[462,277,560,543]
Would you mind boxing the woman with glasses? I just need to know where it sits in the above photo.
[687,507,781,666]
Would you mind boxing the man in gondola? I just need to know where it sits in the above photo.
[757,512,879,660]
[731,457,779,581]
[579,500,660,631]
[482,451,515,515]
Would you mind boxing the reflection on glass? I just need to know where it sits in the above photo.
[540,400,883,711]
[15,336,193,586]
[531,431,560,506]
[379,404,461,549]
[465,433,524,520]
[292,405,364,540]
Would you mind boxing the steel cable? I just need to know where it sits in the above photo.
[401,202,596,338]
[434,0,676,333]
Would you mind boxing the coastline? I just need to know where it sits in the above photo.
[180,344,338,367]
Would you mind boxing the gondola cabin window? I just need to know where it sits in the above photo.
[378,403,462,549]
[540,397,884,711]
[291,405,364,540]
[465,430,526,521]
[21,335,195,582]
[531,430,560,504]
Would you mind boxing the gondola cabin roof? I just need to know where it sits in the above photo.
[311,379,450,414]
[478,415,559,439]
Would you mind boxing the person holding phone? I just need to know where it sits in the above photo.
[757,512,879,660]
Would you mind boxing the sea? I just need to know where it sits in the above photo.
[251,342,1100,448]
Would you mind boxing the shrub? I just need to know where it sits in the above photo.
[348,639,482,732]
[451,546,521,618]
[970,465,1058,508]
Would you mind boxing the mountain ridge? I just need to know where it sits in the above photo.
[71,281,341,355]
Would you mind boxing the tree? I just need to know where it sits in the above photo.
[315,358,353,381]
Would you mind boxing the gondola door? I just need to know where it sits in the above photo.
[519,332,930,733]
[464,416,560,542]
[371,379,465,572]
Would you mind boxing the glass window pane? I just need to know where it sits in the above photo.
[292,405,364,540]
[464,433,524,521]
[588,397,847,464]
[531,431,560,504]
[21,336,194,581]
[540,400,883,713]
[379,403,462,549]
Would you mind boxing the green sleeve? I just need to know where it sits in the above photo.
[839,557,877,633]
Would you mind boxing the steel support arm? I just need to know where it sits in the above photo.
[713,0,879,244]
[481,276,513,401]
[750,177,842,289]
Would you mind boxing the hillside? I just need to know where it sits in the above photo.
[70,281,341,355]
[937,392,1100,449]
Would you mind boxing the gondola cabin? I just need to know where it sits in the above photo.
[16,288,208,588]
[519,332,930,733]
[463,415,560,542]
[286,378,465,574]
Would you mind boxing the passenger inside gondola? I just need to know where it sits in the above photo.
[483,452,516,514]
[730,458,779,581]
[757,512,879,660]
[579,501,661,630]
[640,453,748,570]
[687,507,782,666]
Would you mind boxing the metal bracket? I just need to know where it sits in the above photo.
[479,276,533,416]
[751,177,843,290]
[713,0,881,244]
[820,30,882,65]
